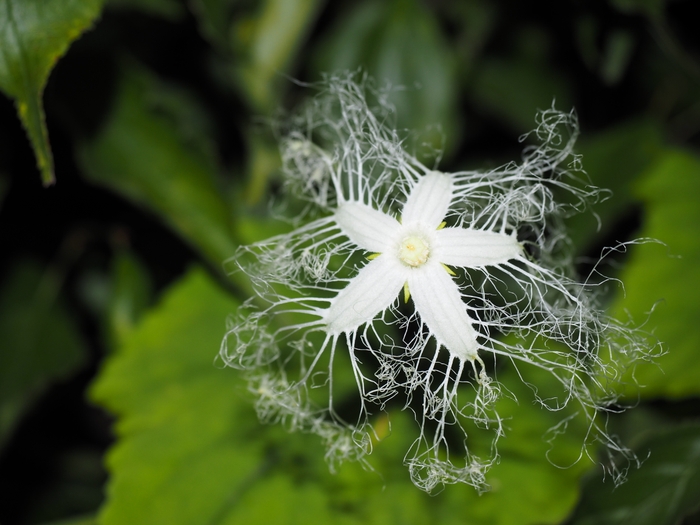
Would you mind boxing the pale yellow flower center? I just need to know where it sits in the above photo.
[398,234,430,267]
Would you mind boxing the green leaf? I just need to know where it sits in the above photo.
[471,58,572,133]
[231,0,325,110]
[570,424,700,525]
[106,249,153,350]
[567,118,664,252]
[107,0,185,21]
[599,29,636,85]
[90,267,590,524]
[611,150,700,398]
[313,0,458,155]
[189,0,238,53]
[0,0,104,186]
[0,260,86,449]
[237,133,283,208]
[610,0,665,19]
[470,26,572,133]
[443,0,497,77]
[77,63,237,267]
[90,268,244,524]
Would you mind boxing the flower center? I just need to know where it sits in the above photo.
[398,234,431,267]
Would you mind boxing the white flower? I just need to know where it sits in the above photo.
[221,73,656,492]
[325,171,522,364]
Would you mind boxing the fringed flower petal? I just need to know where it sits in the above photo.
[407,263,480,361]
[401,171,453,228]
[335,202,400,252]
[324,254,407,334]
[435,228,522,267]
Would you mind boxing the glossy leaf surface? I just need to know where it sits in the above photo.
[0,0,103,185]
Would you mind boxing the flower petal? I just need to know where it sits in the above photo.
[408,263,479,361]
[335,202,400,252]
[435,228,522,267]
[324,255,407,334]
[401,171,453,228]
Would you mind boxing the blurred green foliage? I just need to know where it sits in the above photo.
[610,150,700,399]
[313,0,458,152]
[0,261,86,450]
[571,424,700,525]
[77,63,237,267]
[1,0,700,524]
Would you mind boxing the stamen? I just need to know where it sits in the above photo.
[398,234,430,267]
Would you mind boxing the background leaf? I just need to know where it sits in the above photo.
[313,0,458,155]
[471,50,572,133]
[104,249,153,351]
[90,268,250,524]
[610,150,700,399]
[0,0,104,185]
[570,424,700,525]
[77,63,237,268]
[567,118,665,251]
[189,0,238,52]
[231,0,325,110]
[107,0,185,21]
[0,260,86,450]
[610,0,665,19]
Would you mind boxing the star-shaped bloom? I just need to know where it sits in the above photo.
[325,171,522,363]
[221,74,656,493]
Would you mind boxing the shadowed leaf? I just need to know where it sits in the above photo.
[313,0,457,156]
[78,64,237,267]
[570,424,700,525]
[0,261,86,449]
